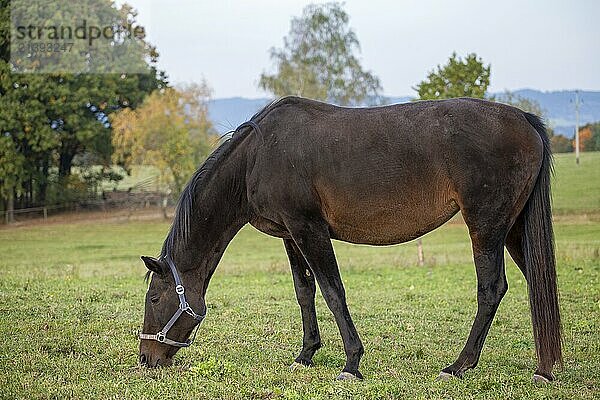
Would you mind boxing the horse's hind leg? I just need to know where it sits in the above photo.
[440,230,508,379]
[283,239,322,367]
[505,217,556,382]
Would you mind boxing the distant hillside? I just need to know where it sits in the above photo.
[207,90,600,137]
[505,90,600,137]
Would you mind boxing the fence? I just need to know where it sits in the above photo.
[5,205,50,223]
[3,191,171,224]
[2,174,174,224]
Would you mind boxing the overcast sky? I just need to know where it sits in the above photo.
[118,0,600,99]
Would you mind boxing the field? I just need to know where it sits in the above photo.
[0,152,599,399]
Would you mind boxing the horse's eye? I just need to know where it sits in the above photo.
[150,296,160,304]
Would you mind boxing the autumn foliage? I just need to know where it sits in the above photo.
[574,124,600,152]
[111,83,217,194]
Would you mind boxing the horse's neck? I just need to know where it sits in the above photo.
[175,145,249,280]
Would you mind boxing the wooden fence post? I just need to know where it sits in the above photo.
[417,238,424,266]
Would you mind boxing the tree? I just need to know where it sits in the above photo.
[496,90,545,116]
[111,83,216,194]
[414,52,490,100]
[589,124,600,151]
[0,0,166,212]
[259,2,382,106]
[577,123,600,152]
[0,134,24,223]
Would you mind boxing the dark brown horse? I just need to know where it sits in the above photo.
[138,96,561,382]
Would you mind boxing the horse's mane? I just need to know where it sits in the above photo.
[159,97,288,259]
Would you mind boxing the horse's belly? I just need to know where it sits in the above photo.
[327,202,458,245]
[318,182,459,245]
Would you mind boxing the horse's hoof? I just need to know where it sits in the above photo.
[533,373,553,384]
[436,371,454,381]
[289,361,308,371]
[336,371,361,381]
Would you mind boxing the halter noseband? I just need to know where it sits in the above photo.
[139,255,206,347]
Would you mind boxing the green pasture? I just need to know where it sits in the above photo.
[552,152,600,214]
[0,152,598,399]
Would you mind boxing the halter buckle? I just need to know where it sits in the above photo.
[175,285,185,295]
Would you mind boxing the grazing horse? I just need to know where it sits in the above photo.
[138,96,561,382]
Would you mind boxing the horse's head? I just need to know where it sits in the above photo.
[139,255,206,368]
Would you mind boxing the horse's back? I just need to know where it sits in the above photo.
[248,97,543,245]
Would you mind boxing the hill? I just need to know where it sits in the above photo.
[207,90,600,137]
[507,89,600,137]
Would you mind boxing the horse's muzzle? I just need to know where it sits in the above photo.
[139,351,173,368]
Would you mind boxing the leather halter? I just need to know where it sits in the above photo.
[139,255,206,347]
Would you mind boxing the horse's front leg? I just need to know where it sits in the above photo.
[283,239,322,367]
[284,220,364,380]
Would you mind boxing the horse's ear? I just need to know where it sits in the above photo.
[141,256,166,275]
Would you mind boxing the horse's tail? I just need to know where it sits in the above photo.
[522,112,562,373]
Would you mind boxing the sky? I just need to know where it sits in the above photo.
[117,0,600,99]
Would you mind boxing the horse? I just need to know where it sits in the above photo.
[138,96,561,383]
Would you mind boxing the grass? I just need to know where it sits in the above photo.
[0,153,599,399]
[552,152,600,214]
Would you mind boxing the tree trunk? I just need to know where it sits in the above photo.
[26,175,33,208]
[39,159,49,204]
[59,143,76,178]
[6,190,14,224]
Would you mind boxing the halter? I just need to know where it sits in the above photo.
[139,255,206,347]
